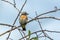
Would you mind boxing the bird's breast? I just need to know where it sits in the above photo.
[20,15,27,20]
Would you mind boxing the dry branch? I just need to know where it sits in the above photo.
[7,0,27,40]
[19,30,60,40]
[1,0,19,11]
[1,0,60,40]
[28,16,60,23]
[0,26,20,36]
[35,8,60,18]
[0,23,13,27]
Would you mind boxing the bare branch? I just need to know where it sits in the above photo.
[7,0,27,39]
[13,0,27,25]
[13,0,16,7]
[18,29,24,37]
[0,23,13,27]
[1,0,19,11]
[0,16,60,39]
[19,30,60,40]
[0,26,20,36]
[28,16,60,23]
[35,11,46,37]
[46,34,53,40]
[1,0,27,39]
[35,8,60,18]
[18,29,25,37]
[2,0,14,5]
[35,33,38,38]
[45,30,60,33]
[38,16,60,20]
[1,0,60,40]
[18,29,25,40]
[35,11,53,40]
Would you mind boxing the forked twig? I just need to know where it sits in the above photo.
[7,0,27,40]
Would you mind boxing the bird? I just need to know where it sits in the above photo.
[19,12,28,31]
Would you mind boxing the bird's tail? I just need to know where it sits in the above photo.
[21,24,26,31]
[23,28,26,31]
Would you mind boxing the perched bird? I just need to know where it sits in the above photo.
[19,12,28,31]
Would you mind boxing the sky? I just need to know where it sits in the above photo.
[0,0,60,40]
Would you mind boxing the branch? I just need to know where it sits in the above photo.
[28,8,60,23]
[0,23,14,27]
[35,11,46,37]
[0,24,60,39]
[39,16,60,20]
[45,30,60,33]
[28,16,60,23]
[19,30,60,40]
[18,29,25,37]
[13,0,16,7]
[35,8,60,18]
[12,0,27,25]
[1,0,19,11]
[1,0,14,5]
[7,0,27,39]
[0,17,60,37]
[0,26,20,36]
[1,0,27,39]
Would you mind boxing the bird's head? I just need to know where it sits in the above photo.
[21,12,28,15]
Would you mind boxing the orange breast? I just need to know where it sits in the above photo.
[20,15,27,20]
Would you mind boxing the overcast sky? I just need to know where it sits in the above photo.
[0,0,60,40]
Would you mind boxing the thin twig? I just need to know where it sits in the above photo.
[18,29,25,40]
[19,30,60,40]
[2,0,14,5]
[1,0,19,11]
[12,0,27,25]
[45,30,60,33]
[38,32,42,36]
[13,0,16,7]
[35,33,38,38]
[1,0,27,39]
[18,29,24,37]
[1,29,60,37]
[18,29,25,37]
[27,8,60,23]
[1,1,60,39]
[35,11,53,40]
[0,16,60,37]
[7,0,27,40]
[13,0,25,37]
[35,8,60,18]
[0,26,20,36]
[28,16,60,23]
[38,16,60,20]
[45,33,53,40]
[35,11,46,37]
[0,23,13,27]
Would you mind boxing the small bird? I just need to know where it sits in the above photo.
[19,12,28,31]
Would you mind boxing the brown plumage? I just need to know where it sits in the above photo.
[19,12,28,31]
